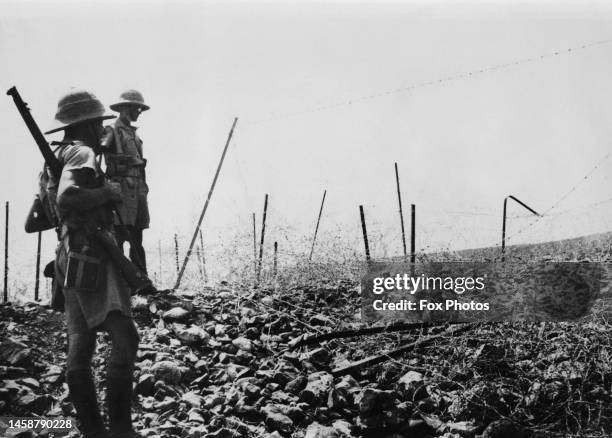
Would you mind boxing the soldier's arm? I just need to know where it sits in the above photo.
[57,168,121,212]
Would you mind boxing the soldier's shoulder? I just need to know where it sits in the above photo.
[61,142,95,159]
[60,142,97,172]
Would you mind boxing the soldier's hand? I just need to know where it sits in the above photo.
[104,181,122,202]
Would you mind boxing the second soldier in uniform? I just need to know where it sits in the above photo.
[101,90,151,273]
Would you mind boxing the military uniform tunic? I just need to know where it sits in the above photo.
[52,142,132,334]
[104,118,150,229]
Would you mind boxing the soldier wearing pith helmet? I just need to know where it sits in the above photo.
[40,88,140,438]
[101,89,151,274]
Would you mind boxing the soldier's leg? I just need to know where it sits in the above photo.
[128,226,147,274]
[100,311,139,438]
[66,330,107,438]
[61,237,107,438]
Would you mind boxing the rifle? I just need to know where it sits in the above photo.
[6,86,155,295]
[7,87,62,177]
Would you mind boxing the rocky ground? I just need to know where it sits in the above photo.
[0,276,611,438]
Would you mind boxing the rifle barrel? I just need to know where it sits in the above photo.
[6,86,61,178]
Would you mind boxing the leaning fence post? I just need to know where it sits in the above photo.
[174,117,238,290]
[34,231,42,301]
[309,189,327,261]
[257,194,268,285]
[4,201,8,303]
[394,163,408,261]
[359,205,371,264]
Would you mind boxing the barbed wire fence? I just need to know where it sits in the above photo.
[3,36,612,302]
[3,154,611,303]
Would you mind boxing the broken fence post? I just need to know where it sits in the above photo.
[501,195,540,262]
[331,324,473,377]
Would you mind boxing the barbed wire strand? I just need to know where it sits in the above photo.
[505,152,612,243]
[246,38,612,126]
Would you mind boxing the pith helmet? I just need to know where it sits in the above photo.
[44,88,115,135]
[110,89,150,112]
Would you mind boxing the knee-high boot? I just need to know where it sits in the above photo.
[106,364,135,438]
[66,369,108,438]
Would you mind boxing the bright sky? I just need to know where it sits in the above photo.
[1,0,612,292]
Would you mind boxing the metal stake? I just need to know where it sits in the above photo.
[257,194,268,284]
[273,241,278,277]
[359,205,371,263]
[394,163,407,260]
[252,212,257,278]
[174,234,180,274]
[35,231,41,301]
[174,117,238,289]
[501,195,540,261]
[502,198,507,261]
[411,204,416,264]
[308,189,327,261]
[4,201,8,302]
[198,229,208,283]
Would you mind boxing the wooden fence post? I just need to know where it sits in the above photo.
[411,204,416,264]
[35,231,41,301]
[359,205,371,263]
[257,194,268,284]
[273,241,278,277]
[174,234,180,273]
[4,201,8,303]
[394,163,407,261]
[252,213,257,278]
[501,198,507,261]
[309,189,327,261]
[198,229,208,283]
[174,117,238,290]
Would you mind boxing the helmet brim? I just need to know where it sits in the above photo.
[44,115,116,135]
[110,101,150,112]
